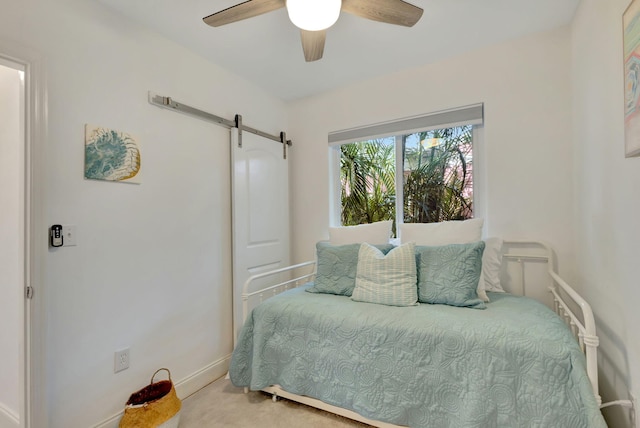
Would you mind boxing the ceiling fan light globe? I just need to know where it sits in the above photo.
[286,0,341,31]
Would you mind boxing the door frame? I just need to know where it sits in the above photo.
[0,40,47,428]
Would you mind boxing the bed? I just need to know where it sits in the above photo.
[228,233,606,427]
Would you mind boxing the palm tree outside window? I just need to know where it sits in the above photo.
[339,125,474,236]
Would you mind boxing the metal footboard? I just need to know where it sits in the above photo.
[240,260,316,325]
[502,240,600,406]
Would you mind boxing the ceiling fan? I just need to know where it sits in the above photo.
[203,0,423,62]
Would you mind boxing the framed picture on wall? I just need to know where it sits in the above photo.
[624,0,640,157]
[84,124,142,183]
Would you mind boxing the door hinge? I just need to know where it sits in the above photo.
[26,286,34,299]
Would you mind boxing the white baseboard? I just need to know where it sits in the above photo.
[174,355,231,399]
[91,355,231,428]
[0,401,19,428]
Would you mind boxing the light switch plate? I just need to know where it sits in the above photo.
[62,225,77,246]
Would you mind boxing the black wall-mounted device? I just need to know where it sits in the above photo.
[50,225,63,247]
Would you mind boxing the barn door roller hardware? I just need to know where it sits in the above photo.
[149,92,292,159]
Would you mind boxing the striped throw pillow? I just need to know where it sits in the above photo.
[351,242,418,307]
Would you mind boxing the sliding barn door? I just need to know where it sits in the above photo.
[231,128,290,342]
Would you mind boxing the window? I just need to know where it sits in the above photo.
[401,125,473,223]
[329,105,483,233]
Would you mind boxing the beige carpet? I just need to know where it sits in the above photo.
[179,376,370,427]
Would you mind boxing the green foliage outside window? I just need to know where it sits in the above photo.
[403,125,473,223]
[340,139,396,226]
[340,125,473,231]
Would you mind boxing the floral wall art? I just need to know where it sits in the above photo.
[624,0,640,157]
[84,124,142,183]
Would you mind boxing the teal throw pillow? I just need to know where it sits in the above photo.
[307,242,395,296]
[416,242,486,309]
[351,242,418,307]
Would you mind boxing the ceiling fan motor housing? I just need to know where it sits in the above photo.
[286,0,342,31]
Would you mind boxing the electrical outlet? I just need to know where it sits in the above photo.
[114,348,130,373]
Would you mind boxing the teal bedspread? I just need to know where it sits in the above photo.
[229,285,606,427]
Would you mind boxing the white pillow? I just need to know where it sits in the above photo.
[329,220,393,245]
[351,242,418,307]
[399,218,484,245]
[398,218,488,301]
[481,237,504,292]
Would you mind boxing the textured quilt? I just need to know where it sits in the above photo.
[229,285,606,428]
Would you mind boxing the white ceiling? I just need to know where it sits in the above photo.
[97,0,579,101]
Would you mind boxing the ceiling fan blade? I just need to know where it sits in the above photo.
[203,0,286,27]
[300,30,326,62]
[341,0,423,27]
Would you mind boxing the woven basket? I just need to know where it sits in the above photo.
[119,368,181,428]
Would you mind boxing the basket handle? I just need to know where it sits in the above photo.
[150,368,172,384]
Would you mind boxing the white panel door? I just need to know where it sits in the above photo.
[231,128,290,342]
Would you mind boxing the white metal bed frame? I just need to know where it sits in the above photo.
[237,240,601,427]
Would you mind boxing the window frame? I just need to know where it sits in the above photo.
[328,123,485,228]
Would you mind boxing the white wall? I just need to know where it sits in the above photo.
[287,27,575,281]
[3,0,634,426]
[0,64,23,427]
[572,0,640,426]
[0,0,288,427]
